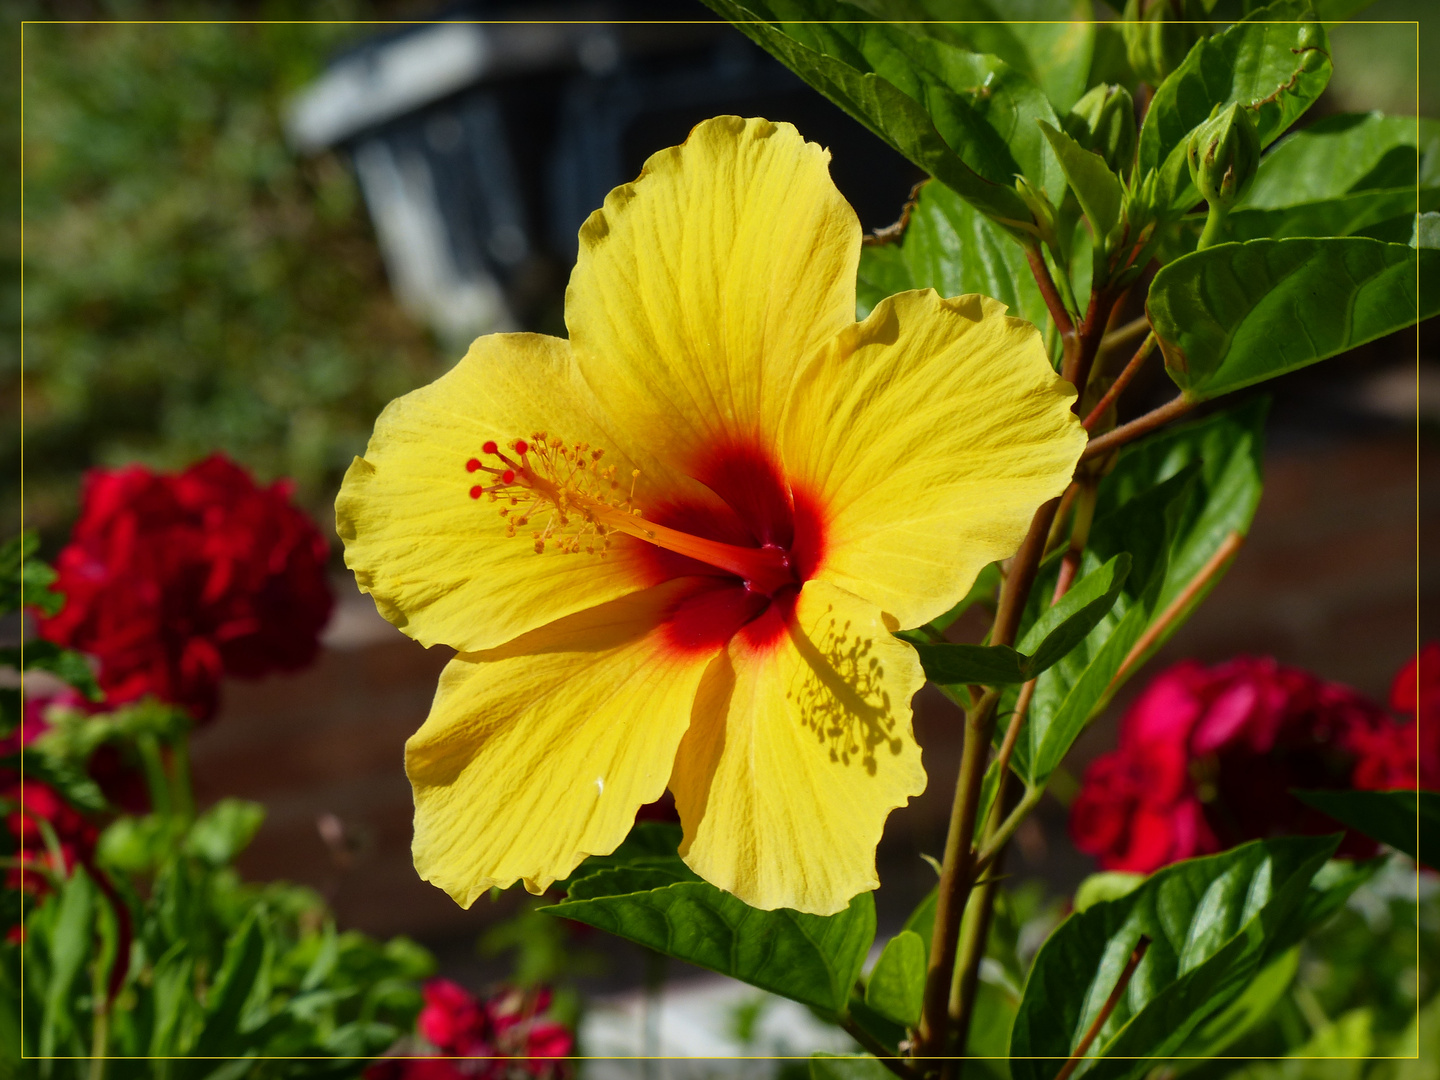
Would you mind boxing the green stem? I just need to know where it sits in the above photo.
[135,734,171,818]
[944,776,1010,1079]
[1197,202,1229,251]
[170,736,195,822]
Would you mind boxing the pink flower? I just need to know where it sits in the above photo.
[1070,655,1414,873]
[369,980,573,1080]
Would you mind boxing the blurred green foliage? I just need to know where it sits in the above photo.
[12,7,445,544]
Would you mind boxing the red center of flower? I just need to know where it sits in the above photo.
[639,440,826,655]
[467,435,826,654]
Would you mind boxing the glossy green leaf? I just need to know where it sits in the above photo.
[1041,120,1123,238]
[1138,6,1331,213]
[915,555,1131,687]
[1007,401,1267,785]
[903,885,939,960]
[699,0,1039,228]
[1003,469,1196,785]
[1246,112,1439,208]
[848,0,1097,113]
[547,875,875,1015]
[185,798,266,867]
[1074,872,1146,913]
[865,930,926,1027]
[1150,237,1439,402]
[1293,789,1438,867]
[1161,187,1437,260]
[1171,946,1299,1060]
[1010,835,1339,1080]
[856,182,1049,333]
[811,1054,895,1080]
[40,866,96,1059]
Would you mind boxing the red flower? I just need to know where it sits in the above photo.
[3,778,98,892]
[1070,656,1415,873]
[368,980,572,1079]
[1352,642,1440,790]
[36,455,333,722]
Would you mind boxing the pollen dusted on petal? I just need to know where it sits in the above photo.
[464,433,641,556]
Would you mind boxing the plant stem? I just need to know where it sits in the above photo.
[1025,245,1076,340]
[1080,395,1194,462]
[171,735,195,822]
[88,1005,109,1080]
[1083,333,1156,431]
[917,689,1000,1062]
[1052,937,1151,1080]
[1099,315,1151,355]
[944,775,1011,1079]
[842,1018,922,1079]
[1197,203,1229,251]
[992,499,1062,651]
[135,734,171,818]
[972,785,1045,881]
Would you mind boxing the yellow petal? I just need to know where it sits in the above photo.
[566,115,861,470]
[782,290,1085,630]
[336,332,678,652]
[408,580,717,906]
[669,579,927,915]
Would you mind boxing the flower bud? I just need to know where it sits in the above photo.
[1186,103,1260,211]
[1063,84,1137,176]
[1121,0,1203,87]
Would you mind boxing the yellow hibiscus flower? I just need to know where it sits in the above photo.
[336,116,1085,916]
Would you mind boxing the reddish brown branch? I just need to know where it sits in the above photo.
[1083,332,1157,431]
[1053,937,1152,1080]
[1080,395,1194,462]
[1026,246,1076,340]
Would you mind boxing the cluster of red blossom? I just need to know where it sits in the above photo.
[366,979,573,1079]
[7,456,333,896]
[36,455,335,721]
[1070,647,1438,873]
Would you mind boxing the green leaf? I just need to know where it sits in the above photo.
[915,555,1131,687]
[1010,835,1339,1080]
[19,747,108,813]
[903,885,939,960]
[0,533,63,618]
[185,798,266,867]
[1172,946,1299,1060]
[1245,113,1440,208]
[1149,237,1439,402]
[1292,789,1438,867]
[1003,469,1197,785]
[1074,872,1146,913]
[1138,8,1331,213]
[0,641,101,701]
[915,642,1029,686]
[847,0,1097,113]
[1161,187,1437,259]
[1007,401,1268,785]
[193,907,272,1057]
[864,930,926,1027]
[698,0,1039,228]
[856,182,1049,333]
[811,1054,896,1080]
[148,943,198,1056]
[39,866,96,1059]
[546,879,874,1015]
[98,814,183,873]
[1041,120,1123,239]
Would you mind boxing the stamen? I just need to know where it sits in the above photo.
[463,434,796,592]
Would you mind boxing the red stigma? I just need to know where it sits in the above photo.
[514,440,529,455]
[501,469,516,484]
[469,486,484,499]
[482,441,499,455]
[466,458,481,473]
